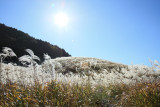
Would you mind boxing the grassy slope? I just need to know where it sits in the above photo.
[52,57,128,74]
[0,57,160,106]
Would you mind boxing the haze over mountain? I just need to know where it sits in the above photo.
[0,23,71,63]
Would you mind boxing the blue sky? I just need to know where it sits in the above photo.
[0,0,160,65]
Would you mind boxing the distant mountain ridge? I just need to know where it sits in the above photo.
[0,23,71,63]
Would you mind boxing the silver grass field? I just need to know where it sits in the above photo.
[0,47,160,107]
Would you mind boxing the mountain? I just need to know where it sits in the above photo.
[0,23,71,63]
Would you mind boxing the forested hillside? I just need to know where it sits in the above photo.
[0,23,70,63]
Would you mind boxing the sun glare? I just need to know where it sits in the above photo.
[54,12,69,27]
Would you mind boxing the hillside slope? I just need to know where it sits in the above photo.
[0,23,70,63]
[52,57,128,74]
[1,56,158,85]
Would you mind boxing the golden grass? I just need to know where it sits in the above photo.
[0,80,160,107]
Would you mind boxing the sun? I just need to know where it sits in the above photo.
[54,12,69,27]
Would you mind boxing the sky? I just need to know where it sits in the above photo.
[0,0,160,65]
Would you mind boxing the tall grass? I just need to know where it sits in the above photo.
[0,80,159,107]
[0,47,160,106]
[120,81,160,107]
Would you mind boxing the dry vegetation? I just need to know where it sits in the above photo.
[0,47,160,107]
